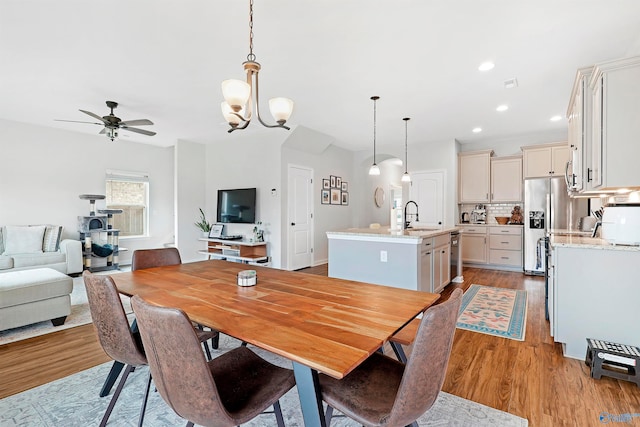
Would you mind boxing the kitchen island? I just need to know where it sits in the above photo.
[549,234,640,359]
[327,227,461,293]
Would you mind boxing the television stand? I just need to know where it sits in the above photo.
[199,238,268,265]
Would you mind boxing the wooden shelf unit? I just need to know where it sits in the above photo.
[199,238,268,264]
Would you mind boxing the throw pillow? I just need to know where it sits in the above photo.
[2,225,46,255]
[42,225,63,252]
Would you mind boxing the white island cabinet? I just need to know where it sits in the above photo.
[327,227,460,293]
[550,235,640,359]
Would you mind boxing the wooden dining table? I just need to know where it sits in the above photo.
[108,259,439,427]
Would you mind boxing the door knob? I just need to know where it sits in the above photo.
[291,222,296,226]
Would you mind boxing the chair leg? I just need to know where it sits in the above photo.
[273,400,285,427]
[212,331,220,349]
[100,364,135,427]
[138,371,153,427]
[325,405,334,426]
[203,341,213,361]
[405,422,419,427]
[185,422,194,427]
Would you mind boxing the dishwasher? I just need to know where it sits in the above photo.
[450,231,461,282]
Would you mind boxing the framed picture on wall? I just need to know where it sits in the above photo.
[336,177,342,188]
[341,182,348,192]
[341,192,349,205]
[330,175,337,188]
[323,179,330,189]
[321,189,330,204]
[330,188,341,204]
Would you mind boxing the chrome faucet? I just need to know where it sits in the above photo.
[404,200,419,229]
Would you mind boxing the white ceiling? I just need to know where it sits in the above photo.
[2,0,640,151]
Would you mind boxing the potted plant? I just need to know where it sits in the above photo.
[195,208,212,237]
[253,221,264,242]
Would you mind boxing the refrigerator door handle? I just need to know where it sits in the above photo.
[536,238,543,269]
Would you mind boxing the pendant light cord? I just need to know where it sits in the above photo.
[371,96,379,163]
[404,117,409,173]
[247,0,256,62]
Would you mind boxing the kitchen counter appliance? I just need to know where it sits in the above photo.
[601,204,640,246]
[524,177,587,275]
[471,204,486,224]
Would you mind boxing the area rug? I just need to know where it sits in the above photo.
[0,271,131,346]
[0,335,528,427]
[456,284,528,341]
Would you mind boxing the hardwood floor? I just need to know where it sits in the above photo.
[1,266,638,426]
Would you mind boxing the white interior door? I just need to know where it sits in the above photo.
[409,171,445,227]
[287,165,313,270]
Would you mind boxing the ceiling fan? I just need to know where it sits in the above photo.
[56,100,156,141]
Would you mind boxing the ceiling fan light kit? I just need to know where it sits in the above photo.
[221,0,293,133]
[56,100,156,142]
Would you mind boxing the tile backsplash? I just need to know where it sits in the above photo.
[459,203,523,224]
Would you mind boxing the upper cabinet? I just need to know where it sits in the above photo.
[521,142,569,179]
[459,150,522,204]
[458,150,492,203]
[589,56,640,190]
[567,67,594,192]
[491,156,523,202]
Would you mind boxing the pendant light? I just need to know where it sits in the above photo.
[369,96,381,176]
[221,0,294,133]
[401,117,411,182]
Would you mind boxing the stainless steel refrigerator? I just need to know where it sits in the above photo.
[523,177,586,275]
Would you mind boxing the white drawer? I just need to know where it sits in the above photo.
[420,237,434,252]
[462,227,487,235]
[489,249,523,267]
[489,226,522,236]
[434,233,450,247]
[489,234,522,251]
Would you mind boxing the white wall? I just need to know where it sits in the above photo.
[0,118,175,264]
[175,140,207,262]
[204,131,284,268]
[281,141,354,267]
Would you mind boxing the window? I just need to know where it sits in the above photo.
[105,170,149,237]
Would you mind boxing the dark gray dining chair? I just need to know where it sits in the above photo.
[83,271,151,427]
[319,288,463,427]
[131,295,296,427]
[131,247,220,352]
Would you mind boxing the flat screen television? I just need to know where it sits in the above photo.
[216,188,257,224]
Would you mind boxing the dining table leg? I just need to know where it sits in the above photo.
[292,362,327,427]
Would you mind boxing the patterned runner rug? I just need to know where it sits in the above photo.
[456,284,528,341]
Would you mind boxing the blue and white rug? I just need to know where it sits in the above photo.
[0,335,528,426]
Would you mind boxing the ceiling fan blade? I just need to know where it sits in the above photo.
[55,119,103,125]
[122,127,156,136]
[99,128,106,134]
[120,119,153,126]
[80,109,108,123]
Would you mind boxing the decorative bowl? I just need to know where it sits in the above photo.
[495,216,510,225]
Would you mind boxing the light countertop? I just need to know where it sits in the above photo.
[550,234,640,251]
[457,223,524,227]
[327,226,460,241]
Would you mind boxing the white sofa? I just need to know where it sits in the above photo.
[0,225,83,275]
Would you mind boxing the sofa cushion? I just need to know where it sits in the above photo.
[12,252,66,268]
[0,268,73,309]
[0,255,13,270]
[42,225,63,252]
[3,225,46,255]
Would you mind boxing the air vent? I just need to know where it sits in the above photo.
[504,78,518,89]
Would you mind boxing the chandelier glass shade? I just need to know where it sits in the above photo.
[401,117,411,182]
[221,0,293,133]
[369,96,381,176]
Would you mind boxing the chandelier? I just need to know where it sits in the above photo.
[221,0,294,133]
[369,96,381,176]
[401,117,411,182]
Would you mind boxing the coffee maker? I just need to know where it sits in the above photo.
[471,204,486,224]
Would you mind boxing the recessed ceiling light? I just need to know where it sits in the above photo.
[496,105,509,112]
[550,115,562,122]
[472,127,482,133]
[478,62,495,71]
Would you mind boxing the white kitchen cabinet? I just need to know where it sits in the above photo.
[460,226,487,263]
[522,143,569,178]
[433,234,451,293]
[589,56,640,190]
[458,150,492,203]
[490,156,522,202]
[567,67,594,192]
[488,226,522,268]
[419,238,433,293]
